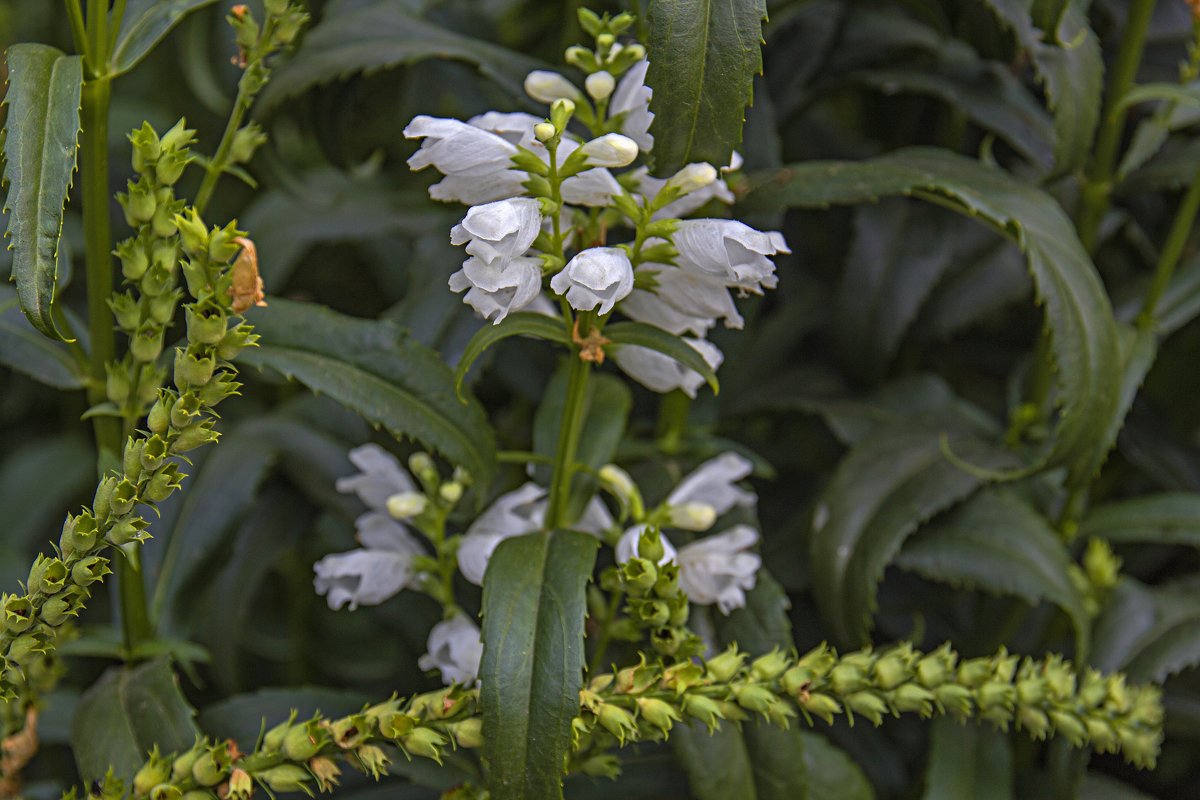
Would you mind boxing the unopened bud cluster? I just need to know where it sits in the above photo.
[73,686,481,800]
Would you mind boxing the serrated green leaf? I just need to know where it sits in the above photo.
[673,724,758,800]
[605,321,719,395]
[481,529,598,800]
[0,287,83,388]
[70,658,199,782]
[455,312,570,399]
[742,148,1122,489]
[110,0,218,76]
[809,421,1016,646]
[1081,493,1200,547]
[897,488,1089,656]
[257,0,549,111]
[1093,578,1200,682]
[2,44,83,341]
[241,299,496,494]
[645,0,767,174]
[920,718,1013,800]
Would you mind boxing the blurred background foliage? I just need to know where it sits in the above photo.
[3,0,1200,798]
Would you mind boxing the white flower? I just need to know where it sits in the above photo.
[467,111,542,147]
[585,71,616,101]
[619,286,716,337]
[668,451,756,515]
[550,247,634,314]
[450,198,542,264]
[633,163,734,220]
[579,133,639,168]
[611,60,654,152]
[614,524,761,614]
[619,264,744,336]
[419,614,484,685]
[457,484,612,584]
[612,337,723,398]
[313,514,424,610]
[561,166,622,207]
[335,443,419,510]
[677,525,761,613]
[406,115,519,177]
[449,255,544,324]
[673,219,790,293]
[525,70,583,104]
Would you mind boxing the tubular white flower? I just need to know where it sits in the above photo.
[579,133,639,167]
[466,111,541,147]
[562,167,622,206]
[313,513,425,610]
[427,170,529,206]
[615,524,678,565]
[405,115,519,177]
[336,444,419,513]
[585,70,616,101]
[450,198,542,264]
[677,525,761,613]
[448,255,544,324]
[674,219,790,293]
[631,164,735,220]
[612,337,723,398]
[668,452,756,514]
[419,614,485,685]
[610,60,654,152]
[619,264,745,336]
[525,70,584,104]
[550,247,634,314]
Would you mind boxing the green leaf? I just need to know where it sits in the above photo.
[673,724,758,800]
[645,0,767,174]
[70,658,200,782]
[604,321,719,395]
[0,287,82,387]
[455,312,570,399]
[1153,252,1200,336]
[199,687,370,744]
[1079,774,1158,800]
[920,718,1013,800]
[897,489,1090,656]
[240,299,496,494]
[1093,578,1200,682]
[1081,493,1200,548]
[0,432,93,552]
[809,421,1016,646]
[110,0,218,76]
[743,148,1122,488]
[2,44,83,341]
[258,0,550,111]
[480,529,599,800]
[800,731,875,800]
[983,0,1102,172]
[1117,82,1200,112]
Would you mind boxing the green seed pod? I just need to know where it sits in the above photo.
[170,392,202,430]
[175,210,209,258]
[93,475,119,520]
[1017,706,1051,739]
[780,666,815,697]
[141,261,173,297]
[681,694,724,731]
[1048,709,1088,745]
[148,390,174,435]
[597,703,638,744]
[264,0,289,16]
[150,785,183,800]
[891,683,935,716]
[175,349,217,387]
[141,435,169,471]
[186,306,228,345]
[283,720,325,761]
[6,632,44,662]
[1085,717,1118,752]
[159,118,197,153]
[156,151,190,187]
[976,682,1015,711]
[129,122,161,173]
[61,512,100,557]
[637,527,666,563]
[796,643,837,677]
[621,557,657,594]
[109,291,143,331]
[732,684,779,715]
[109,478,140,516]
[229,124,268,165]
[191,746,231,786]
[117,239,150,281]
[197,373,242,408]
[148,289,182,326]
[378,711,417,739]
[2,595,33,634]
[216,324,258,360]
[400,727,447,763]
[144,463,185,503]
[872,651,913,690]
[449,717,484,749]
[705,646,745,683]
[330,713,372,748]
[29,555,68,594]
[122,178,157,226]
[134,750,172,796]
[131,323,165,363]
[123,440,146,480]
[636,697,681,734]
[934,684,974,718]
[107,518,150,546]
[828,662,868,695]
[40,595,74,627]
[72,555,111,587]
[957,657,993,689]
[258,763,312,792]
[105,363,132,406]
[750,649,790,682]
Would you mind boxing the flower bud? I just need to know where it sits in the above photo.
[585,70,615,100]
[933,684,974,717]
[134,751,172,796]
[534,122,557,143]
[621,557,658,594]
[438,481,464,504]
[597,702,638,744]
[599,464,642,518]
[665,163,718,195]
[449,717,483,748]
[1084,537,1121,591]
[130,323,165,363]
[1085,717,1118,751]
[229,123,268,165]
[148,390,173,435]
[408,452,437,484]
[108,518,150,546]
[191,746,230,787]
[828,662,867,695]
[95,473,120,518]
[400,727,447,763]
[733,684,779,715]
[637,526,666,563]
[637,697,681,734]
[122,179,157,227]
[891,683,935,715]
[156,151,190,186]
[705,646,745,683]
[175,210,209,258]
[750,649,791,682]
[109,292,142,330]
[957,657,992,688]
[564,45,598,71]
[845,691,888,725]
[117,239,150,281]
[1018,706,1050,738]
[873,651,913,690]
[386,491,427,519]
[550,98,576,131]
[579,133,639,167]
[175,349,217,387]
[524,70,582,104]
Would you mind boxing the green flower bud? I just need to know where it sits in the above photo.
[1119,729,1161,769]
[828,662,867,695]
[216,324,259,361]
[262,715,296,751]
[144,463,185,503]
[1078,669,1108,709]
[186,306,228,345]
[386,491,427,519]
[175,209,209,258]
[637,697,681,734]
[873,651,914,690]
[198,373,242,407]
[666,595,689,628]
[732,684,780,715]
[2,595,33,633]
[283,719,326,761]
[1085,717,1118,752]
[175,348,217,387]
[1048,709,1088,745]
[796,643,837,677]
[131,322,165,363]
[106,363,131,406]
[705,645,745,683]
[682,694,724,731]
[550,98,576,131]
[134,749,172,796]
[637,526,666,563]
[957,657,992,688]
[564,45,598,71]
[41,592,77,627]
[208,221,243,263]
[121,178,157,227]
[117,238,150,281]
[172,419,220,453]
[934,684,974,718]
[400,727,447,763]
[438,481,464,504]
[107,518,150,546]
[94,474,119,519]
[159,118,196,154]
[147,289,182,326]
[170,392,202,429]
[156,150,191,186]
[845,691,889,725]
[891,683,936,716]
[109,291,143,331]
[151,199,181,239]
[597,703,638,744]
[259,763,312,792]
[750,648,790,682]
[977,682,1015,712]
[129,122,161,173]
[229,123,268,165]
[148,390,174,435]
[72,555,111,587]
[1018,706,1051,739]
[621,557,658,594]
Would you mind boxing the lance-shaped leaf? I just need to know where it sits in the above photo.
[2,44,83,341]
[241,299,496,495]
[454,312,570,398]
[480,529,599,800]
[0,286,83,388]
[1093,578,1200,683]
[110,0,218,76]
[743,148,1122,489]
[645,0,767,173]
[920,717,1013,800]
[1082,493,1200,548]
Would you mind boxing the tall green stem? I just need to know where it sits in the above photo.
[545,353,592,530]
[1138,165,1200,327]
[194,77,253,214]
[1077,0,1158,252]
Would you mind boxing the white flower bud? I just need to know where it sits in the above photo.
[525,70,582,104]
[599,464,642,517]
[666,163,718,195]
[439,482,464,504]
[534,122,557,142]
[668,502,717,531]
[579,133,639,167]
[585,71,616,101]
[386,491,428,519]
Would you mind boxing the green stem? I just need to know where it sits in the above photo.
[194,94,249,215]
[65,0,88,57]
[1138,165,1200,327]
[656,390,691,455]
[545,352,592,530]
[1077,0,1158,252]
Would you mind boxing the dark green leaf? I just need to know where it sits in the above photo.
[898,488,1090,654]
[1151,252,1200,337]
[1093,579,1200,682]
[1117,82,1200,112]
[1081,493,1200,548]
[743,148,1122,488]
[455,312,570,399]
[645,0,767,173]
[110,0,218,75]
[800,731,876,800]
[2,44,83,341]
[258,0,549,111]
[605,321,719,395]
[1079,774,1158,800]
[673,724,758,800]
[480,530,598,800]
[199,687,370,744]
[70,658,199,782]
[0,289,83,387]
[241,299,497,494]
[809,421,1016,646]
[920,718,1013,800]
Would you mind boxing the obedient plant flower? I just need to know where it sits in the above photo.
[314,445,427,610]
[610,60,654,151]
[612,338,723,397]
[457,484,613,584]
[448,256,544,324]
[673,220,790,293]
[619,265,745,336]
[667,451,756,517]
[551,247,635,314]
[615,524,762,614]
[405,116,518,178]
[450,198,542,264]
[633,160,736,220]
[418,613,485,685]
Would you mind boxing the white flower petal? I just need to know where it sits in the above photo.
[550,247,634,315]
[525,70,583,104]
[612,338,722,398]
[677,525,761,613]
[562,168,622,207]
[667,452,755,514]
[456,483,547,584]
[405,115,517,177]
[335,444,417,512]
[428,171,528,205]
[614,524,678,565]
[611,61,654,152]
[313,549,415,610]
[579,133,639,168]
[419,614,484,685]
[353,511,423,553]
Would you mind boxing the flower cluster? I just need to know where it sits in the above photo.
[402,12,788,397]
